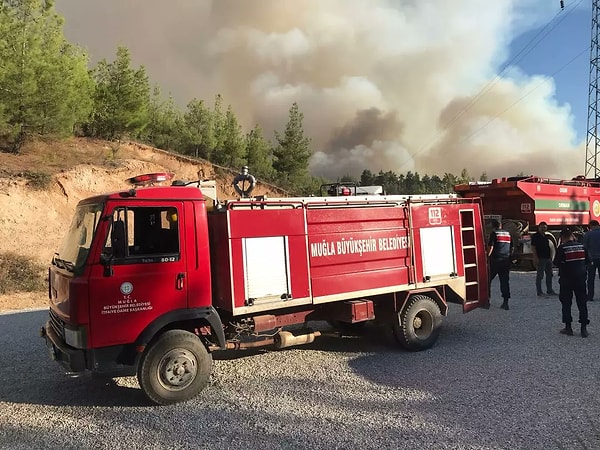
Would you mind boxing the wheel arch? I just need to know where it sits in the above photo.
[135,306,226,351]
[399,288,447,316]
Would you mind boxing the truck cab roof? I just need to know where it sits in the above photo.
[78,186,206,206]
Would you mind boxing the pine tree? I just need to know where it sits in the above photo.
[245,125,274,181]
[429,175,446,193]
[442,173,459,192]
[375,170,399,194]
[273,102,312,185]
[147,93,183,151]
[458,168,473,184]
[339,174,356,183]
[360,170,375,186]
[182,98,215,159]
[210,94,226,162]
[142,85,162,145]
[87,46,150,140]
[0,0,92,151]
[218,105,245,169]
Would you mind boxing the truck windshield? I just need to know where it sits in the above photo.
[54,203,104,274]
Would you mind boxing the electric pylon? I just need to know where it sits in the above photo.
[585,0,600,177]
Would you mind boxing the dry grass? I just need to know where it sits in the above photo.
[0,136,123,180]
[0,292,47,312]
[21,170,53,190]
[0,252,47,295]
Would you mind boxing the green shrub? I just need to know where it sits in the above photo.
[22,170,53,190]
[0,252,47,294]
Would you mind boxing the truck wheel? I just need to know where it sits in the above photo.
[137,330,212,405]
[393,295,442,351]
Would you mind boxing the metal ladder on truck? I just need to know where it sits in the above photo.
[459,209,484,304]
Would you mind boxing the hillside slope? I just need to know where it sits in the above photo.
[0,137,287,311]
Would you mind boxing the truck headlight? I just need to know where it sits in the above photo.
[64,326,86,349]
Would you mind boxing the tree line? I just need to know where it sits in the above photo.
[350,168,490,195]
[0,0,489,196]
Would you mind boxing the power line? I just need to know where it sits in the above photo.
[397,0,585,171]
[449,47,588,148]
[434,2,578,138]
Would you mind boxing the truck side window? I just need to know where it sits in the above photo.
[102,206,180,263]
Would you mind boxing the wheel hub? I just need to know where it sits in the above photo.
[414,310,433,339]
[413,316,422,329]
[158,349,198,391]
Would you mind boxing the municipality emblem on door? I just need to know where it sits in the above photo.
[120,282,134,295]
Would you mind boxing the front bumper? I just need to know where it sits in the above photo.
[40,321,86,373]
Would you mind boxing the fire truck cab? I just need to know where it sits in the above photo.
[42,173,490,405]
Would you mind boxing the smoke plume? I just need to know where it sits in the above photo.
[54,0,584,180]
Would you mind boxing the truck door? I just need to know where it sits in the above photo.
[88,203,188,348]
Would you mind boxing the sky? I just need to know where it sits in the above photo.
[510,1,590,143]
[53,0,594,181]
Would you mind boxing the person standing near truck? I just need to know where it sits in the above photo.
[531,221,557,297]
[232,166,256,198]
[487,219,513,310]
[554,228,590,337]
[583,220,600,301]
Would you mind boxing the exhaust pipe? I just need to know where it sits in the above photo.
[274,329,321,349]
[209,338,276,352]
[207,329,323,352]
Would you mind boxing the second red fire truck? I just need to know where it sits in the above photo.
[41,173,490,405]
[455,175,600,268]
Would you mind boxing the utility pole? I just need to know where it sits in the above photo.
[586,0,600,177]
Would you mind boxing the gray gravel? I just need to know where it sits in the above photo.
[1,271,600,449]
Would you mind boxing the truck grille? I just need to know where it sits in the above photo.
[48,309,65,340]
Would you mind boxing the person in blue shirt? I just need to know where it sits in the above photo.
[487,219,513,310]
[554,228,590,337]
[583,219,600,301]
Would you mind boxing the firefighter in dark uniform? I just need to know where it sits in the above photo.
[554,228,590,337]
[487,219,513,310]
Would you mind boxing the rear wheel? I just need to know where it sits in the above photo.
[393,295,442,351]
[137,329,212,405]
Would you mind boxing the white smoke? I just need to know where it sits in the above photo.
[55,0,585,180]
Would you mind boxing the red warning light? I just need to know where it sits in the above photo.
[126,172,174,186]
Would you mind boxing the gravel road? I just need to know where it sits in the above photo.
[1,271,600,450]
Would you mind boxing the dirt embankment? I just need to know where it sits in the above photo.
[0,137,286,311]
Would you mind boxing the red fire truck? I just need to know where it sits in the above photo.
[454,176,600,268]
[41,173,489,405]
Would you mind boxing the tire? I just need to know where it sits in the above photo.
[393,295,442,351]
[137,329,212,405]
